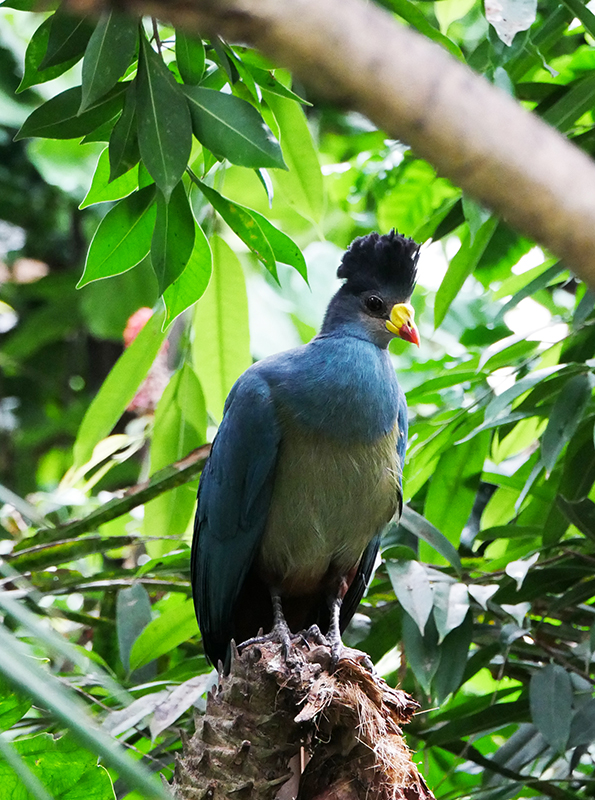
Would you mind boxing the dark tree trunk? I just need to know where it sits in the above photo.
[173,639,434,800]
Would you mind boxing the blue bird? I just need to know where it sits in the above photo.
[191,231,420,669]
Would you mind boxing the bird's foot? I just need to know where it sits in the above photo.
[301,624,329,648]
[238,622,301,665]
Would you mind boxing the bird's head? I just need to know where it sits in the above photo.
[323,230,420,348]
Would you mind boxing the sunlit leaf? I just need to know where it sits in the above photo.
[72,307,167,469]
[163,221,212,325]
[386,559,433,635]
[264,90,324,223]
[129,598,199,670]
[433,582,469,643]
[80,147,139,208]
[192,236,251,421]
[78,185,156,286]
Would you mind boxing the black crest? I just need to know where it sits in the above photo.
[337,230,420,297]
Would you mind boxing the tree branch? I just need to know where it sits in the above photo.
[66,0,595,288]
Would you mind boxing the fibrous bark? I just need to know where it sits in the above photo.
[173,639,433,800]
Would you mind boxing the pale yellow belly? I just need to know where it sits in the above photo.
[257,420,402,596]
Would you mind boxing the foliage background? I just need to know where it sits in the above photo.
[1,0,595,798]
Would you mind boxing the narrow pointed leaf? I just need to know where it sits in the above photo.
[175,30,205,85]
[129,598,199,670]
[264,91,324,223]
[434,216,497,328]
[184,86,285,170]
[151,181,196,294]
[108,81,140,181]
[248,209,308,281]
[80,147,139,208]
[80,11,138,112]
[163,222,212,325]
[72,308,167,469]
[137,34,192,201]
[568,698,595,748]
[0,628,171,800]
[248,65,311,104]
[398,506,462,573]
[15,84,126,141]
[386,559,433,635]
[541,373,594,473]
[39,8,94,69]
[530,664,572,753]
[192,178,278,278]
[16,17,80,93]
[433,582,469,643]
[192,236,251,421]
[78,185,157,286]
[402,612,441,694]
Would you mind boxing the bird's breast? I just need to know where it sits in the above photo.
[257,414,401,596]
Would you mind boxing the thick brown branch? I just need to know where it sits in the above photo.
[66,0,595,288]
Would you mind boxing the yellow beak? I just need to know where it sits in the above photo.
[386,303,420,346]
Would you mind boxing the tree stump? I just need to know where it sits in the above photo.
[173,638,434,800]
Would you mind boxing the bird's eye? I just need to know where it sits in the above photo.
[365,295,384,314]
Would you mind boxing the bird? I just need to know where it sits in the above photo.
[191,230,420,670]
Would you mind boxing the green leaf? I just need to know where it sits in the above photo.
[495,263,565,322]
[192,177,278,278]
[163,222,212,326]
[543,73,595,133]
[7,534,137,572]
[485,365,564,421]
[129,599,199,670]
[247,209,308,282]
[183,86,286,170]
[108,82,140,181]
[557,496,595,541]
[402,611,441,694]
[0,736,54,800]
[144,364,207,552]
[264,91,325,223]
[0,732,114,800]
[248,65,311,104]
[433,612,473,703]
[72,307,167,469]
[117,584,153,677]
[192,235,251,421]
[423,431,490,561]
[78,185,156,286]
[15,84,126,141]
[433,583,469,644]
[568,698,595,749]
[386,559,433,634]
[137,34,192,201]
[80,147,139,208]
[175,30,205,85]
[151,181,196,294]
[80,11,138,112]
[39,8,94,70]
[0,677,31,733]
[434,217,497,328]
[541,373,594,474]
[398,506,462,573]
[16,17,80,93]
[530,664,572,753]
[0,628,171,800]
[383,0,465,60]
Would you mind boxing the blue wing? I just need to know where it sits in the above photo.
[340,384,408,631]
[191,371,280,667]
